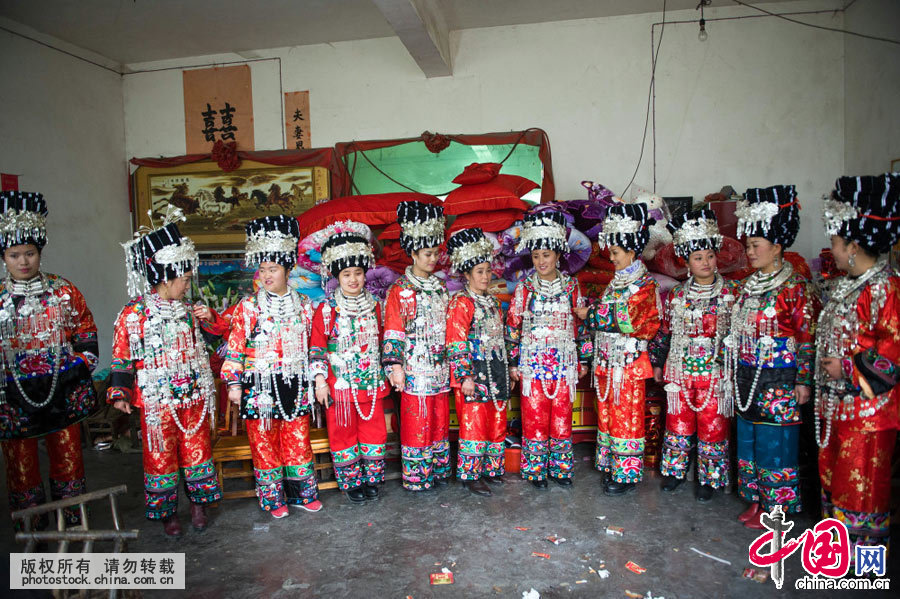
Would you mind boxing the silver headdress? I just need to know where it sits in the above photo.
[122,205,199,298]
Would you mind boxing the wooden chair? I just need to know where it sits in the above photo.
[211,401,256,500]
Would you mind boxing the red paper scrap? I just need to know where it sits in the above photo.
[625,561,646,575]
[515,526,531,531]
[430,572,454,585]
[1,173,18,191]
[531,552,551,559]
[742,568,769,583]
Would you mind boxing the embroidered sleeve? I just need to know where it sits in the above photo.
[780,280,819,386]
[572,280,592,362]
[446,295,475,385]
[585,297,616,332]
[649,287,674,368]
[309,303,330,379]
[850,278,900,396]
[381,284,408,367]
[629,279,662,341]
[505,283,527,363]
[107,306,135,404]
[199,303,236,337]
[66,282,100,372]
[220,301,248,386]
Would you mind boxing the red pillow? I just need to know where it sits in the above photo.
[448,209,524,234]
[378,222,401,241]
[377,241,412,273]
[443,175,538,216]
[452,162,502,185]
[296,192,441,239]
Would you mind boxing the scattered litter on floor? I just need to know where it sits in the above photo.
[625,561,646,575]
[367,523,373,526]
[575,580,587,584]
[546,536,566,545]
[595,515,607,520]
[606,526,625,537]
[492,586,503,593]
[430,572,454,585]
[624,590,643,598]
[252,523,269,532]
[522,588,540,599]
[690,547,731,565]
[672,548,679,552]
[516,526,531,531]
[441,567,452,574]
[440,503,449,508]
[281,579,310,591]
[742,568,769,583]
[531,552,551,559]
[597,570,610,579]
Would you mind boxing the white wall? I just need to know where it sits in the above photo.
[843,0,900,176]
[0,28,130,367]
[122,0,848,261]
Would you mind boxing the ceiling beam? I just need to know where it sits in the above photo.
[372,0,451,77]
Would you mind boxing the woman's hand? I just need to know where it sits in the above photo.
[653,366,664,384]
[578,363,589,379]
[509,367,521,383]
[227,385,242,405]
[315,375,330,407]
[192,304,213,322]
[461,377,476,397]
[820,357,844,381]
[390,365,406,393]
[795,384,811,405]
[573,306,588,320]
[113,400,132,414]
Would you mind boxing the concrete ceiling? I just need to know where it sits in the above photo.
[0,0,801,68]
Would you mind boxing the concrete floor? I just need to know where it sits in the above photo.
[2,442,897,599]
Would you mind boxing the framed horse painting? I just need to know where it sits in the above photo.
[131,159,331,250]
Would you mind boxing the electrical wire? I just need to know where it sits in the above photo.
[620,0,667,197]
[731,0,900,45]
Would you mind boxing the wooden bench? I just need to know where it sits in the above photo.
[211,387,402,500]
[211,400,340,500]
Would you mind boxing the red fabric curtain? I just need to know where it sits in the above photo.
[334,128,555,203]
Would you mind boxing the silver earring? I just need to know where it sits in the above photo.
[849,253,856,268]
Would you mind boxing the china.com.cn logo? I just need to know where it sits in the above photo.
[748,505,888,590]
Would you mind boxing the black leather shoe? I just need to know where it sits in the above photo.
[600,471,610,488]
[433,477,449,487]
[604,481,636,496]
[531,479,548,489]
[346,487,367,503]
[696,485,714,502]
[661,476,685,493]
[364,484,380,500]
[549,476,572,486]
[484,476,504,485]
[463,479,492,496]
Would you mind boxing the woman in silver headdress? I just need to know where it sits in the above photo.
[650,208,738,502]
[382,200,451,492]
[108,208,221,537]
[0,191,99,529]
[506,210,589,489]
[723,185,818,529]
[816,173,900,561]
[221,215,321,519]
[309,221,389,504]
